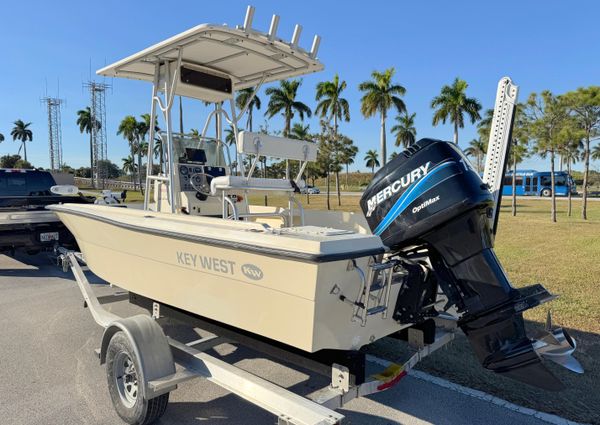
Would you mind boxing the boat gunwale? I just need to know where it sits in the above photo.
[49,206,385,263]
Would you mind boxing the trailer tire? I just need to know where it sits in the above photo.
[106,331,169,425]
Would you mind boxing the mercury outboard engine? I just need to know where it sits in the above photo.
[360,138,582,390]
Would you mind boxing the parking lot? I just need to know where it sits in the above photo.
[0,253,569,425]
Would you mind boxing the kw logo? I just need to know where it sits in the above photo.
[241,264,264,281]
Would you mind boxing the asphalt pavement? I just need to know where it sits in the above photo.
[0,253,566,425]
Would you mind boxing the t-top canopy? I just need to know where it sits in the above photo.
[97,7,324,100]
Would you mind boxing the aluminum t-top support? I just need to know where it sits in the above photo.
[143,50,183,212]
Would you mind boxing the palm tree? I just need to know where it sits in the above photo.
[117,116,139,190]
[391,111,417,148]
[315,74,352,205]
[224,126,237,146]
[463,138,487,173]
[431,77,482,145]
[477,108,494,142]
[122,156,137,178]
[265,80,312,137]
[389,152,399,161]
[592,144,600,160]
[265,79,312,178]
[364,149,380,174]
[289,123,310,140]
[0,133,4,143]
[136,115,152,190]
[340,141,358,189]
[359,68,406,167]
[10,120,33,162]
[236,88,261,132]
[76,107,101,188]
[315,73,350,134]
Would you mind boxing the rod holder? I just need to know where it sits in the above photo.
[291,24,302,48]
[310,35,321,59]
[268,14,280,41]
[243,5,255,33]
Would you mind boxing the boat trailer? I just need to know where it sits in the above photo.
[58,248,457,425]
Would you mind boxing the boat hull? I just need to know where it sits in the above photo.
[53,205,407,352]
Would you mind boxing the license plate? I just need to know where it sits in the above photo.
[40,232,59,242]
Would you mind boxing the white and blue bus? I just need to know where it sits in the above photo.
[502,170,576,197]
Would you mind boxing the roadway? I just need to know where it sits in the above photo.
[0,253,571,425]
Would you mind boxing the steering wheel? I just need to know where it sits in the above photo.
[189,172,213,197]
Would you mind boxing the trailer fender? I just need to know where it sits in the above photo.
[100,315,176,397]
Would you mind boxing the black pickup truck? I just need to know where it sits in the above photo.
[0,169,94,254]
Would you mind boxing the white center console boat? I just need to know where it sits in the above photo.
[50,6,582,425]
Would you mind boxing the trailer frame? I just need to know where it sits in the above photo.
[58,248,456,425]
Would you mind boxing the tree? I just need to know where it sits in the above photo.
[315,73,350,134]
[359,68,406,167]
[117,116,139,190]
[389,152,398,161]
[391,111,416,148]
[14,159,33,169]
[122,156,137,178]
[463,138,487,173]
[431,77,482,145]
[59,164,75,174]
[477,108,494,142]
[557,122,584,216]
[10,120,33,162]
[76,107,101,188]
[223,126,237,146]
[314,121,342,210]
[508,106,530,216]
[525,91,568,222]
[75,167,91,178]
[1,154,23,168]
[592,144,600,160]
[562,87,600,220]
[236,88,261,132]
[97,160,121,179]
[329,133,352,206]
[265,79,312,178]
[0,133,4,143]
[136,114,152,191]
[315,74,352,205]
[340,140,358,189]
[289,123,310,140]
[364,149,380,174]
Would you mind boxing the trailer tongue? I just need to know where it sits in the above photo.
[360,78,582,391]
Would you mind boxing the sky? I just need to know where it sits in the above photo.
[1,0,599,172]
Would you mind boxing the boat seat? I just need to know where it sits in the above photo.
[210,175,303,194]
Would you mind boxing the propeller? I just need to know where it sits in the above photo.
[532,311,583,374]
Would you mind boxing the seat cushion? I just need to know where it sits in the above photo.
[211,176,296,194]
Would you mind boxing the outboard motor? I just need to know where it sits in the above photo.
[360,138,582,390]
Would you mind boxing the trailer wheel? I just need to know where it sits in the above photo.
[106,331,169,425]
[541,188,552,197]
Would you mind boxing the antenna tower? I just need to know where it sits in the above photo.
[40,97,65,171]
[84,81,110,188]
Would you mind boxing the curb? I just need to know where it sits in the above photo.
[408,370,587,425]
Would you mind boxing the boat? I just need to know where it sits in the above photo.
[50,6,582,393]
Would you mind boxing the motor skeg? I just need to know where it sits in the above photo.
[360,138,580,391]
